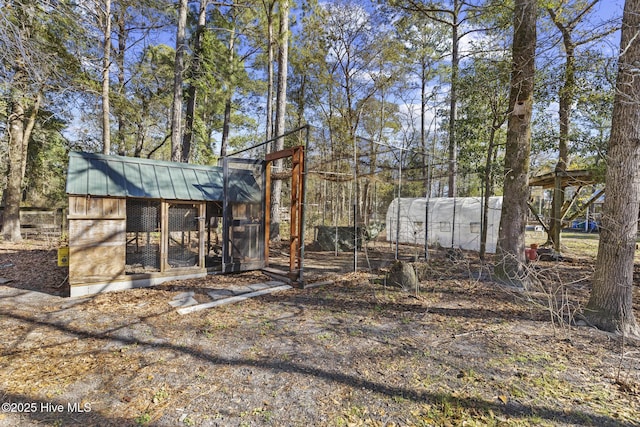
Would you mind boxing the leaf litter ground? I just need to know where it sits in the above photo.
[0,239,638,426]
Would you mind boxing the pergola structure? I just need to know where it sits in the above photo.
[528,169,598,189]
[528,169,604,248]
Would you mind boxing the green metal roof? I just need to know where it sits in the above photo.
[66,152,262,203]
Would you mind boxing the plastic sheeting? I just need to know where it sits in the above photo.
[386,197,502,253]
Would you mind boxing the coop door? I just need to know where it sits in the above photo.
[166,203,202,269]
[229,203,263,264]
[221,157,266,272]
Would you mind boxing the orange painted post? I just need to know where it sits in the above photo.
[297,146,305,277]
[290,147,300,272]
[264,161,272,266]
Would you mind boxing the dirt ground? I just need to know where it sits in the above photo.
[0,238,639,426]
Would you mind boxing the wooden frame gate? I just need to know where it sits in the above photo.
[264,146,305,282]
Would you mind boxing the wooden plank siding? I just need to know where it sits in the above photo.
[68,196,126,286]
[67,196,209,296]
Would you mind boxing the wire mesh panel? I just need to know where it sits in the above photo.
[126,199,161,272]
[167,203,200,268]
[302,126,439,271]
[304,126,362,248]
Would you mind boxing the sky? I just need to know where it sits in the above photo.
[64,0,630,152]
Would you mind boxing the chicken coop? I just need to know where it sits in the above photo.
[65,152,265,297]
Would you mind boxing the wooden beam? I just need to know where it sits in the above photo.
[566,188,606,222]
[177,284,291,315]
[561,186,583,220]
[266,147,298,162]
[529,169,597,189]
[527,202,550,234]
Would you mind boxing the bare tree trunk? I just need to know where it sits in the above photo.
[134,121,145,157]
[264,0,275,143]
[547,7,575,252]
[220,23,236,158]
[481,88,508,260]
[545,2,606,251]
[115,4,126,155]
[171,0,188,162]
[276,1,289,139]
[494,0,536,287]
[585,0,640,337]
[270,0,289,241]
[549,41,573,250]
[3,70,40,242]
[220,99,232,158]
[480,124,497,260]
[447,0,459,197]
[421,61,429,192]
[102,0,112,154]
[3,100,26,243]
[295,74,307,130]
[183,0,208,163]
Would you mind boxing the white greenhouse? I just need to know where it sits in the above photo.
[385,197,503,253]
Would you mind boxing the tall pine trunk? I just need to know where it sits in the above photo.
[447,0,459,197]
[170,0,188,162]
[183,0,208,163]
[264,0,275,143]
[494,0,536,287]
[220,23,236,158]
[270,0,289,241]
[101,0,112,154]
[585,0,640,337]
[115,4,126,155]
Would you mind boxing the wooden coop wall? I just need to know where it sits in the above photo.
[68,196,127,286]
[67,196,209,297]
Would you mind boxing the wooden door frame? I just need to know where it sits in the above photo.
[264,145,305,277]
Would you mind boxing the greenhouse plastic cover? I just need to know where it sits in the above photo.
[386,197,502,253]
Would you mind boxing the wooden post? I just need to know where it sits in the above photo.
[198,203,206,268]
[160,201,169,272]
[290,147,301,272]
[264,161,272,266]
